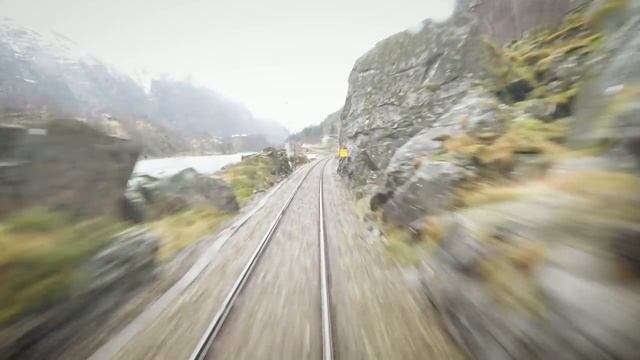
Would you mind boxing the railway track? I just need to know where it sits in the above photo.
[189,158,334,360]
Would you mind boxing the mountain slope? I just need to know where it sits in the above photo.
[0,20,288,154]
[288,108,341,144]
[149,79,288,144]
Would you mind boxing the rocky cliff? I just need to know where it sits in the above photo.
[339,0,640,358]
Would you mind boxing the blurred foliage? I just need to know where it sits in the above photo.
[150,206,231,262]
[0,208,125,324]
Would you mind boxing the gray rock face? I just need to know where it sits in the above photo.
[371,87,502,224]
[338,11,487,186]
[0,119,139,220]
[0,228,158,359]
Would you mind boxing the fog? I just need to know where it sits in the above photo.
[0,0,455,131]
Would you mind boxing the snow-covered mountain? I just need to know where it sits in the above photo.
[0,19,289,155]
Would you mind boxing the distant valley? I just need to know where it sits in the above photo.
[0,20,289,156]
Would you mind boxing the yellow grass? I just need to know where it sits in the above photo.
[0,208,125,324]
[150,206,231,262]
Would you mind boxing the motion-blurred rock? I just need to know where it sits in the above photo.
[0,228,158,359]
[0,119,139,220]
[340,0,640,358]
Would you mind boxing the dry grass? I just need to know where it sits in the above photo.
[0,208,126,324]
[420,216,447,249]
[440,119,568,174]
[485,7,603,108]
[458,170,640,213]
[150,206,231,262]
[479,258,546,317]
[222,155,277,206]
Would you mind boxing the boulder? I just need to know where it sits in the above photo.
[0,119,139,220]
[382,161,466,225]
[338,10,487,186]
[129,168,239,219]
[372,88,502,224]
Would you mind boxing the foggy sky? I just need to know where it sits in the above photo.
[0,0,455,131]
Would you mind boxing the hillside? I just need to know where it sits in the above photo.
[0,20,288,155]
[288,108,341,144]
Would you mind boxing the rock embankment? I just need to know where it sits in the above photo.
[339,0,640,358]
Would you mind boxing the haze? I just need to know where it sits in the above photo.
[0,0,454,131]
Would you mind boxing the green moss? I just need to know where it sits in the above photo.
[0,210,126,324]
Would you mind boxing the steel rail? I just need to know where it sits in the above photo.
[318,159,334,360]
[189,160,321,360]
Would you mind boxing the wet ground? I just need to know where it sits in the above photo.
[88,158,460,359]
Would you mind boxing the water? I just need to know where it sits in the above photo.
[133,153,251,178]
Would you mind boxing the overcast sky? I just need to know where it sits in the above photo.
[0,0,454,131]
